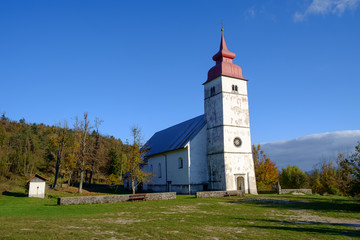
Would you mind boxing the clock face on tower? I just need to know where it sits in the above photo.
[233,137,242,147]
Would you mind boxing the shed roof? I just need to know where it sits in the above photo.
[27,173,48,183]
[144,115,206,157]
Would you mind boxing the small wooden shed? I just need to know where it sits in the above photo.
[27,174,48,198]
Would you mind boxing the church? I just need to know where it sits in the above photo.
[142,31,258,195]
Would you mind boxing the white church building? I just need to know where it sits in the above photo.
[142,31,257,195]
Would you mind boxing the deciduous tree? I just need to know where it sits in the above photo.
[75,113,92,193]
[310,161,339,195]
[88,118,103,184]
[252,144,278,190]
[50,121,70,188]
[337,142,360,196]
[126,126,151,194]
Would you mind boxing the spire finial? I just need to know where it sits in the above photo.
[221,21,224,32]
[212,27,235,61]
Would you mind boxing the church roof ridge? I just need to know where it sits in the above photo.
[144,115,206,157]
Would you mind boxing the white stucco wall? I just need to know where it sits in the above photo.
[221,76,257,194]
[224,153,257,193]
[204,77,225,156]
[166,148,189,185]
[143,154,166,186]
[28,181,46,198]
[204,77,226,190]
[223,93,249,127]
[204,77,223,129]
[143,148,189,192]
[223,127,252,153]
[189,125,208,185]
[204,75,257,194]
[207,153,226,190]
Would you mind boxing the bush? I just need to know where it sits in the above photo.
[279,165,308,189]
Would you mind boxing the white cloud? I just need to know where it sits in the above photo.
[244,6,276,22]
[259,130,360,171]
[294,0,359,22]
[248,8,256,18]
[244,7,256,20]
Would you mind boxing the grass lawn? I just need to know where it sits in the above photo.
[0,188,359,239]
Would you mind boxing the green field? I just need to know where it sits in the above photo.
[0,189,359,239]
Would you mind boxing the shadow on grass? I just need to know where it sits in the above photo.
[253,225,359,238]
[228,196,360,214]
[2,191,27,197]
[235,217,360,238]
[181,196,197,200]
[238,216,360,227]
[44,203,59,207]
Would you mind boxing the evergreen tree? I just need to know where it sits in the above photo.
[108,148,120,178]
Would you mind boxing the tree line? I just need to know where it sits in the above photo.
[253,143,360,197]
[0,113,148,193]
[1,111,358,196]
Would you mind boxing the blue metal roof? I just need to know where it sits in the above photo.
[144,115,206,157]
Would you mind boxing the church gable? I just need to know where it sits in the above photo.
[145,115,206,157]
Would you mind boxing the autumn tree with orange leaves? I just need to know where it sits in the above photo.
[252,144,279,190]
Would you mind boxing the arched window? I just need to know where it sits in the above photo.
[178,157,183,169]
[232,84,238,93]
[158,163,162,178]
[150,164,153,173]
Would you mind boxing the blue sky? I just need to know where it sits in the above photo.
[0,0,359,144]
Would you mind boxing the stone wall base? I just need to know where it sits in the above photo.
[58,192,176,205]
[196,190,243,198]
[280,189,312,194]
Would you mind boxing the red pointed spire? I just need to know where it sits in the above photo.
[212,31,236,61]
[205,30,246,83]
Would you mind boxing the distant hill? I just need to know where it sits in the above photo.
[260,130,360,171]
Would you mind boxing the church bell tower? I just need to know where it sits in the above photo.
[204,30,257,194]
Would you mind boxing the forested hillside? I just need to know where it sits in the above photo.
[0,113,129,188]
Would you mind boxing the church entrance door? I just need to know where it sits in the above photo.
[237,176,245,193]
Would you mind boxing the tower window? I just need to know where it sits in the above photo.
[150,164,153,173]
[232,85,238,93]
[210,86,215,96]
[178,158,183,169]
